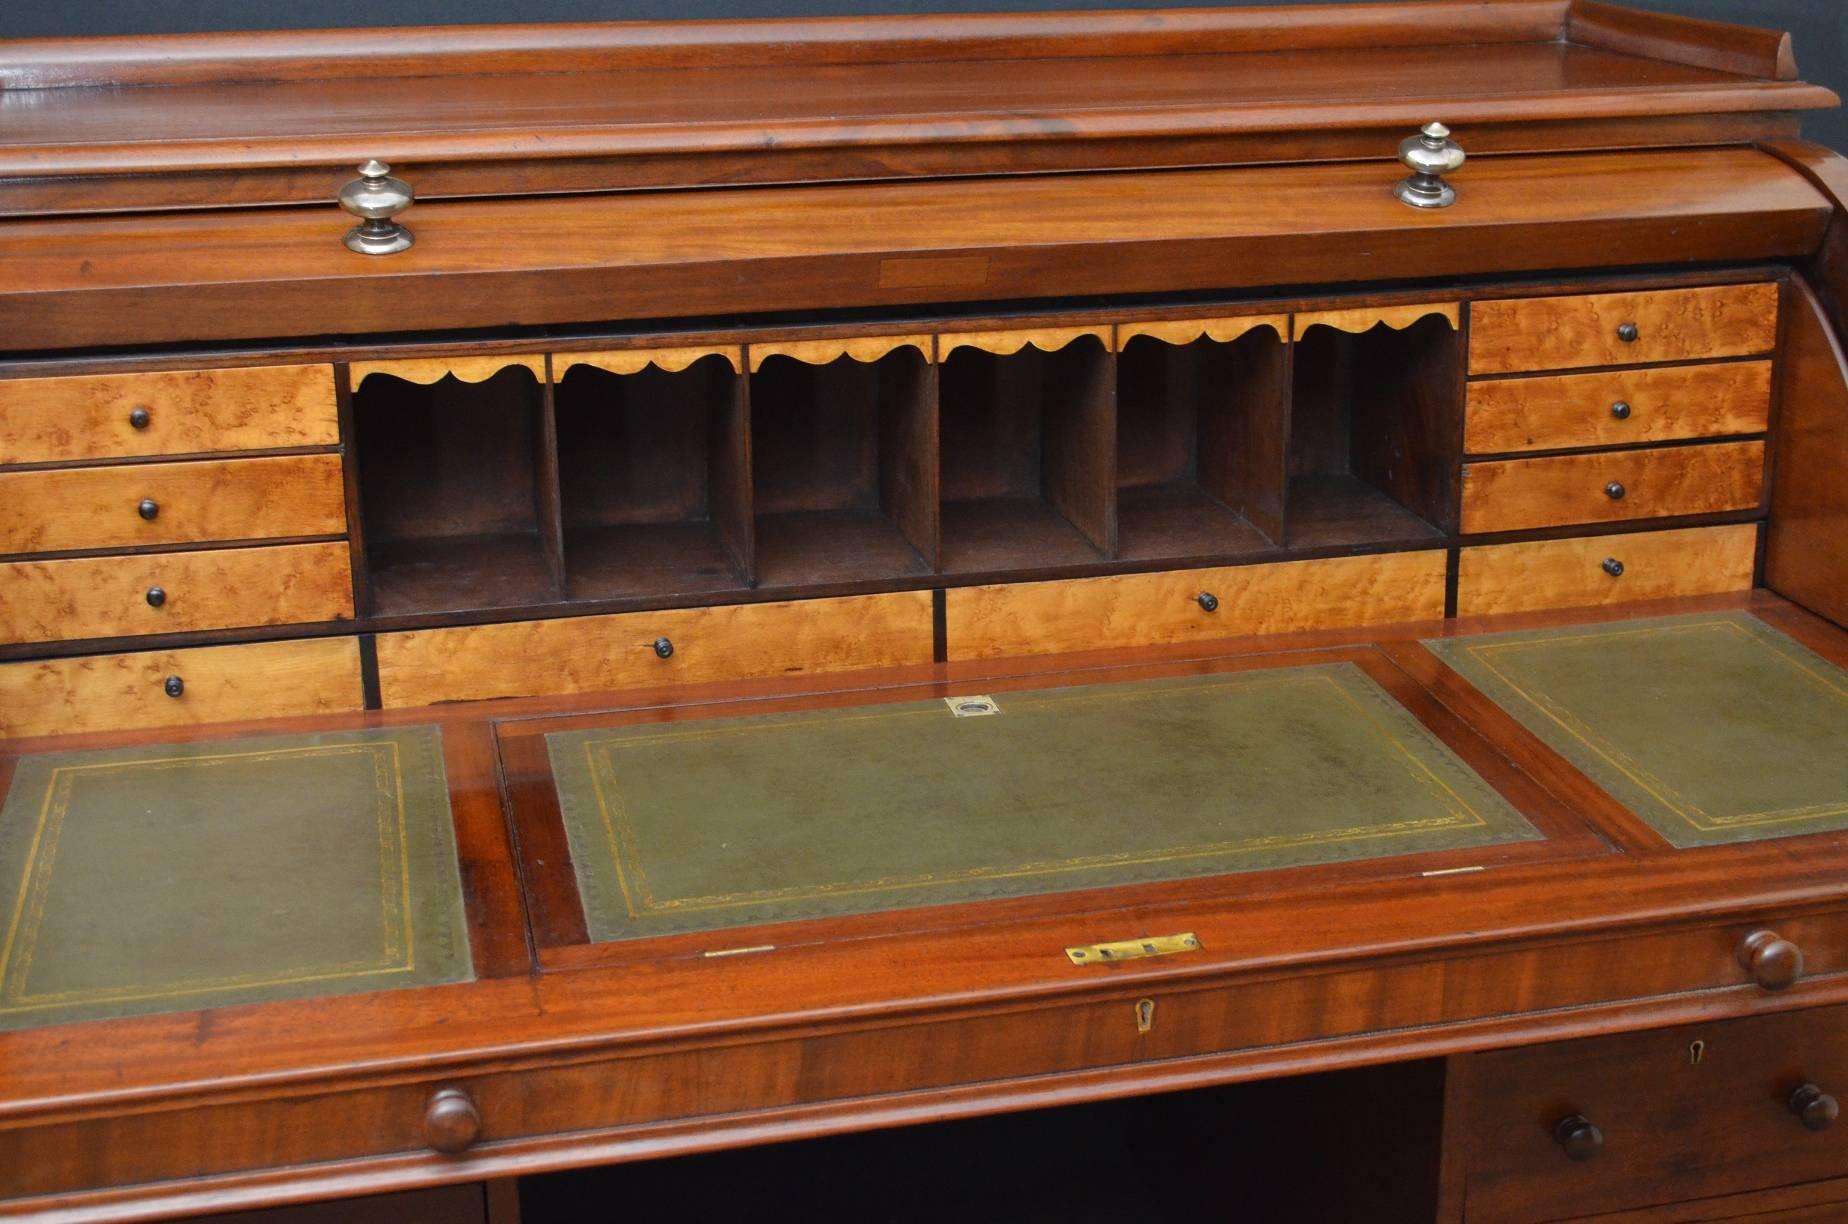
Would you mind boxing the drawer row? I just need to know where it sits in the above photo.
[0,525,1757,738]
[0,282,1776,473]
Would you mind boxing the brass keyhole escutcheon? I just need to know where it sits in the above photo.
[1689,1039,1705,1067]
[1135,998,1155,1034]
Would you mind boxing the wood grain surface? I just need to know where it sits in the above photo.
[0,454,346,554]
[945,550,1446,660]
[1457,524,1758,616]
[375,591,934,706]
[1469,283,1780,374]
[1464,361,1773,454]
[1457,1005,1848,1223]
[0,637,364,740]
[0,542,354,645]
[0,152,1824,352]
[1460,441,1765,534]
[0,364,336,465]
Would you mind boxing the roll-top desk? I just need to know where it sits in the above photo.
[5,3,1848,1220]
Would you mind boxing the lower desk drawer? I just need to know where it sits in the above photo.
[7,911,1847,1210]
[1457,524,1758,617]
[0,637,365,740]
[0,542,355,646]
[1459,1004,1848,1224]
[1460,441,1764,535]
[944,550,1446,661]
[0,454,347,555]
[374,590,935,707]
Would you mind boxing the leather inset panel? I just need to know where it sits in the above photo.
[547,663,1540,942]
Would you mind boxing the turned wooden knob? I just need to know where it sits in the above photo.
[1196,592,1219,613]
[128,406,152,430]
[1738,930,1804,991]
[1617,322,1640,343]
[1791,1084,1839,1132]
[653,636,675,659]
[423,1087,481,1154]
[1554,1113,1603,1161]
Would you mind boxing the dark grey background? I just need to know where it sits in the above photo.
[3,0,1843,150]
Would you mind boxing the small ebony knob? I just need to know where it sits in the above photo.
[1611,401,1632,421]
[1554,1114,1604,1161]
[145,585,167,608]
[1617,323,1640,343]
[423,1087,482,1155]
[1197,592,1220,613]
[1602,558,1624,577]
[1393,121,1465,210]
[1791,1084,1839,1132]
[653,637,674,659]
[163,675,184,699]
[138,498,160,521]
[1738,930,1804,991]
[339,159,415,256]
[1605,481,1626,501]
[128,407,151,430]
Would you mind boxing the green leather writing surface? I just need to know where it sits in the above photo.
[0,726,471,1032]
[1425,613,1848,848]
[548,663,1540,943]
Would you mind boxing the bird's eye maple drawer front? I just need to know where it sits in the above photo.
[0,365,339,465]
[1456,523,1758,617]
[0,542,354,646]
[1463,362,1773,455]
[1458,1004,1848,1224]
[943,550,1447,661]
[0,637,365,740]
[1459,440,1765,535]
[373,590,935,707]
[1468,283,1779,376]
[0,454,348,555]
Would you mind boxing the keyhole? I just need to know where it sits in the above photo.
[1136,998,1155,1034]
[1689,1039,1706,1067]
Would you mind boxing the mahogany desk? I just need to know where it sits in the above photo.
[3,2,1848,1220]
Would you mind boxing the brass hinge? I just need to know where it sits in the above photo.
[1065,932,1201,966]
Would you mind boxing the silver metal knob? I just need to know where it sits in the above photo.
[339,160,414,256]
[1394,122,1466,210]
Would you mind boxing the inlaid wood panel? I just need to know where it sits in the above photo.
[1469,283,1780,374]
[0,542,354,646]
[0,454,347,555]
[1457,524,1758,617]
[1464,361,1773,454]
[0,365,336,465]
[375,591,933,707]
[0,637,364,740]
[1458,1005,1848,1224]
[1460,441,1765,534]
[944,551,1445,661]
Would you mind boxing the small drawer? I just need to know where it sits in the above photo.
[1464,362,1772,455]
[1460,441,1764,535]
[0,637,364,740]
[1469,283,1779,375]
[1460,1004,1848,1224]
[1457,523,1758,617]
[0,542,354,646]
[944,550,1446,661]
[0,364,337,466]
[0,454,347,555]
[374,590,934,706]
